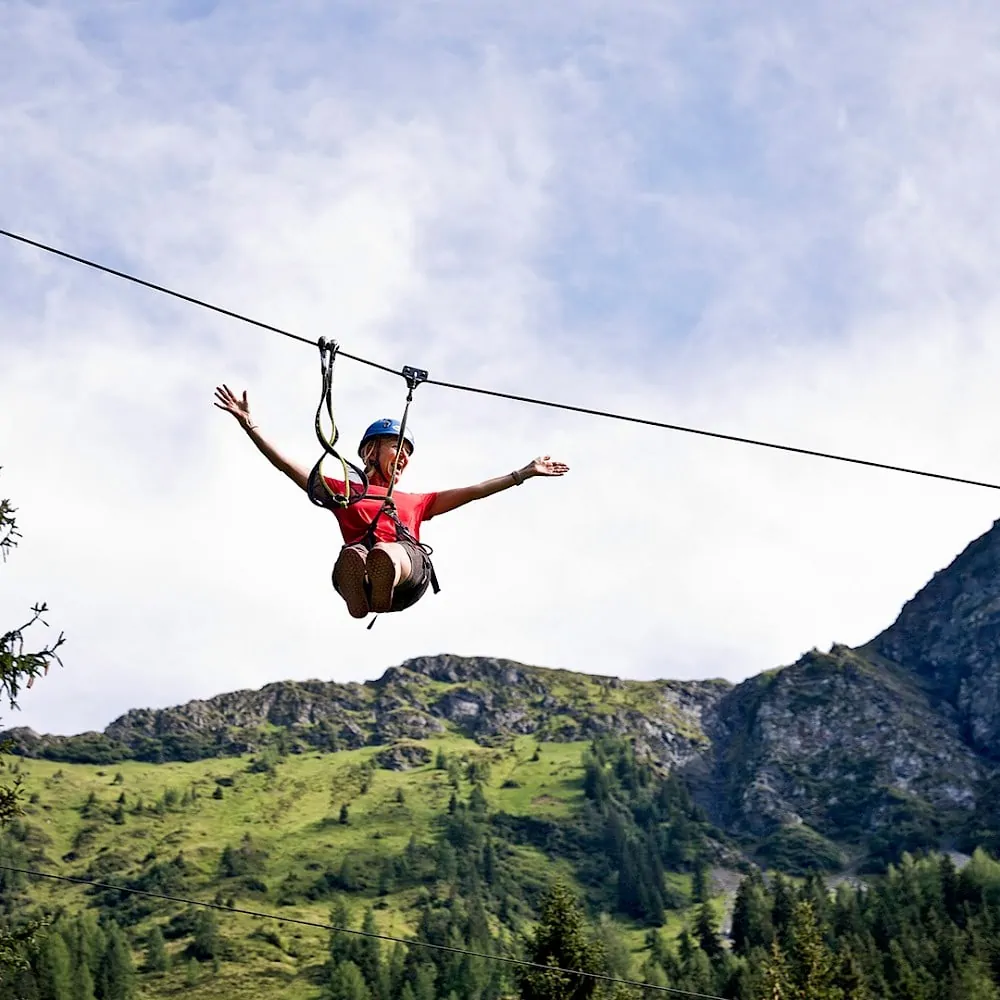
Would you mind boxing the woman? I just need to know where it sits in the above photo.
[214,385,569,619]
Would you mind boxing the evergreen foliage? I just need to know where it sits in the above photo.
[1,915,135,1000]
[627,850,1000,999]
[570,736,714,922]
[518,881,605,1000]
[0,477,62,977]
[143,926,168,973]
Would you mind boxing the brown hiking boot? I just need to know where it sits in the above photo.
[333,546,369,619]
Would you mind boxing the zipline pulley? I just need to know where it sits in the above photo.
[402,366,428,391]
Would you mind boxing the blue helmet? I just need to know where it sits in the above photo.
[358,418,415,458]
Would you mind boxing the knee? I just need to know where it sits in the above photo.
[374,542,412,580]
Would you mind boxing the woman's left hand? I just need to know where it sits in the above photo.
[525,456,570,478]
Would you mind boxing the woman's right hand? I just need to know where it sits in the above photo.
[214,384,255,432]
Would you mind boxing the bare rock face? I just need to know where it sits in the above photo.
[373,742,432,770]
[703,646,982,838]
[872,519,1000,757]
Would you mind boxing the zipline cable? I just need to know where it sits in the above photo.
[0,227,316,349]
[419,375,1000,491]
[3,226,998,493]
[0,865,730,1000]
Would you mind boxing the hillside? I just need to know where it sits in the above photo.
[9,518,1000,998]
[6,657,728,769]
[2,733,723,1000]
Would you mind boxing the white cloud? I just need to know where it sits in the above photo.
[3,1,1000,735]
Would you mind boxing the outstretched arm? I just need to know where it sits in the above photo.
[214,385,311,492]
[426,456,569,518]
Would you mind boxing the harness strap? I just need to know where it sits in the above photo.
[307,339,369,509]
[360,499,440,595]
[358,362,437,629]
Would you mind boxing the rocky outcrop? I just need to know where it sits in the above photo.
[374,741,433,770]
[870,519,1000,756]
[8,656,726,768]
[702,645,982,838]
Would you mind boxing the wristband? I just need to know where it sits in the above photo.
[511,469,524,486]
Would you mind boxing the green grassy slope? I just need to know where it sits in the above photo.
[9,735,699,999]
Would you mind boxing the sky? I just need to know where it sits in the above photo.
[4,0,1000,736]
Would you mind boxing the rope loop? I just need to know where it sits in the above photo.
[306,338,369,509]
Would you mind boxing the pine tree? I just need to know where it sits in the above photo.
[377,861,394,897]
[330,901,356,967]
[833,944,872,1000]
[96,922,135,1000]
[64,917,98,1000]
[694,904,722,959]
[144,926,168,973]
[188,910,221,962]
[761,941,793,1000]
[517,882,605,1000]
[482,838,497,886]
[731,871,774,955]
[785,901,841,1000]
[411,963,437,1000]
[357,910,381,995]
[70,955,95,1000]
[388,943,407,999]
[885,939,929,1000]
[691,861,709,904]
[340,803,350,825]
[771,875,796,946]
[329,960,371,1000]
[945,957,999,1000]
[36,931,73,1000]
[469,784,488,815]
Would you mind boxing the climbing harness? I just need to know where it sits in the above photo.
[306,343,440,625]
[360,365,441,628]
[306,338,369,509]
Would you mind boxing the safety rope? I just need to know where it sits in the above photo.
[380,366,427,508]
[305,338,368,509]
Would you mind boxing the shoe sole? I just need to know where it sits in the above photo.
[366,548,397,613]
[334,548,369,619]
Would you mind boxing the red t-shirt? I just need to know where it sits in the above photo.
[324,478,438,545]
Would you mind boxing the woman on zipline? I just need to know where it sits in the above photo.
[214,385,569,619]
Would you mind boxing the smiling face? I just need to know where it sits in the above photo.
[365,435,411,486]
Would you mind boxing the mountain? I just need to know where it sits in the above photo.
[10,517,1000,872]
[6,657,729,773]
[870,520,1000,754]
[9,518,1000,1000]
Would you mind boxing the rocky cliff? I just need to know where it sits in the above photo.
[869,519,1000,756]
[700,645,983,846]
